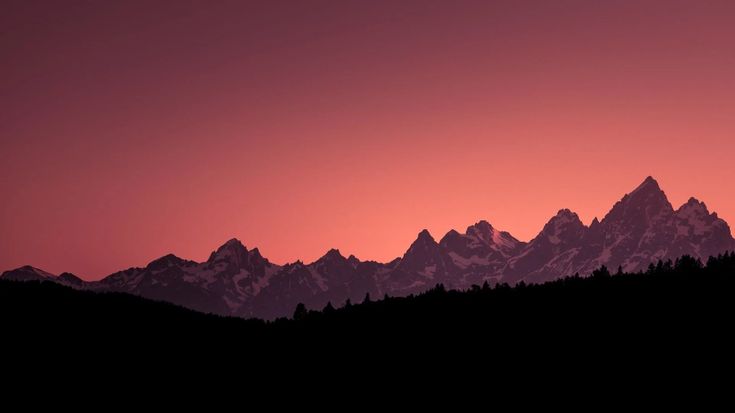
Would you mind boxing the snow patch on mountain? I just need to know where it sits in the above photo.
[419,264,437,278]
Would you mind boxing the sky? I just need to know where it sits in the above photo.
[2,0,734,280]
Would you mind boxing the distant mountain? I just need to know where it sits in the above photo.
[1,265,56,282]
[3,177,734,319]
[443,221,524,284]
[94,238,282,315]
[503,209,588,284]
[502,177,735,284]
[2,265,84,287]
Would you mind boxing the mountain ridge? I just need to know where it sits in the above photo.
[3,177,734,319]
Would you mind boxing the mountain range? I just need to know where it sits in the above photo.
[3,177,734,320]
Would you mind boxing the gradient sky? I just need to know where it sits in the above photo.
[2,0,734,280]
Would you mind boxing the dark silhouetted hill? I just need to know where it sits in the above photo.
[3,252,735,372]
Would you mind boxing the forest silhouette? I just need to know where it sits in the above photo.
[3,252,734,369]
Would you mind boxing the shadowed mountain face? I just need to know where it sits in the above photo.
[1,265,86,288]
[3,177,734,320]
[503,209,587,284]
[502,177,735,284]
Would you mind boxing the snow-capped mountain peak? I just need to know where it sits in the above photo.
[678,197,708,215]
[674,197,730,238]
[207,238,249,265]
[541,209,586,245]
[460,220,523,252]
[466,220,494,240]
[549,208,582,224]
[3,176,733,321]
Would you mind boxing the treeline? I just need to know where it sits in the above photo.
[2,252,734,367]
[284,252,735,327]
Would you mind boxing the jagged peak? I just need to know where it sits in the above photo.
[403,229,439,258]
[222,238,245,248]
[628,176,670,203]
[415,229,436,243]
[146,253,186,269]
[466,220,494,241]
[466,220,493,234]
[208,238,248,263]
[677,197,711,216]
[536,209,585,245]
[551,208,581,223]
[306,249,343,266]
[212,238,247,255]
[602,176,673,223]
[684,197,706,208]
[320,248,345,261]
[439,229,461,244]
[631,176,661,195]
[418,228,432,237]
[461,219,521,250]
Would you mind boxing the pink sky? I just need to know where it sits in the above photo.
[2,0,734,280]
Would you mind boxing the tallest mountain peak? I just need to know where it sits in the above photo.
[601,175,674,228]
[631,176,663,195]
[620,176,671,209]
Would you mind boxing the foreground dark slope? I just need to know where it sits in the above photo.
[0,280,267,343]
[3,253,735,363]
[292,254,735,346]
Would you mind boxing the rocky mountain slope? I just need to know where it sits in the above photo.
[3,177,733,319]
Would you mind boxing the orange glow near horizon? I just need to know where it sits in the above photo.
[1,1,734,280]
